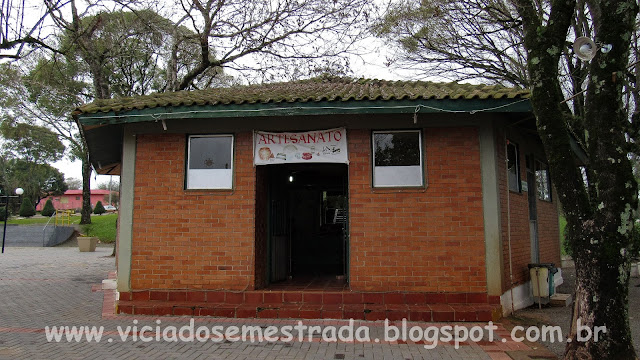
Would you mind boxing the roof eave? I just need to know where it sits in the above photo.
[76,98,532,126]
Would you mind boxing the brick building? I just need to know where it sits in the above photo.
[74,78,563,320]
[35,189,113,212]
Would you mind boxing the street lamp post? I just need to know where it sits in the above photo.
[2,187,24,253]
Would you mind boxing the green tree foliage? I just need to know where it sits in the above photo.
[55,9,188,98]
[18,8,214,225]
[48,8,230,99]
[0,119,65,164]
[0,159,67,209]
[18,197,36,217]
[93,201,105,215]
[41,199,55,217]
[43,1,371,90]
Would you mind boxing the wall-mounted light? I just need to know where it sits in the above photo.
[289,175,294,183]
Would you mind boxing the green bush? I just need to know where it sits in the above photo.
[19,197,36,218]
[93,201,105,215]
[41,199,55,217]
[0,207,7,221]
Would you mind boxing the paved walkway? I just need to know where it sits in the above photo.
[0,247,551,359]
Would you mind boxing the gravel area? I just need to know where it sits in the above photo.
[511,260,640,358]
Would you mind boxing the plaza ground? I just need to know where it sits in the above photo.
[0,246,597,359]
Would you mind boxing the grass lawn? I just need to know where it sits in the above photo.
[81,214,118,243]
[7,213,118,243]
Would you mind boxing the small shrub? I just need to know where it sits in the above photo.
[41,199,55,217]
[19,197,36,218]
[81,223,93,237]
[0,207,7,221]
[93,201,105,215]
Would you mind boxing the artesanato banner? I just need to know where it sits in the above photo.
[254,128,348,165]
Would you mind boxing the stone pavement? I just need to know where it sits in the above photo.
[0,247,552,360]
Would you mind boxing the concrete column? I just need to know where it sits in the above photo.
[117,127,136,292]
[479,122,504,296]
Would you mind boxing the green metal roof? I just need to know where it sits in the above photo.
[74,77,531,125]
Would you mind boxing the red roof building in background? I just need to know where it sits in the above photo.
[36,189,116,211]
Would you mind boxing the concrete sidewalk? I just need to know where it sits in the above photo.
[0,247,553,359]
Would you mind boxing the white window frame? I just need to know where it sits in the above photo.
[186,134,234,190]
[372,130,424,188]
[507,141,521,192]
[535,160,552,202]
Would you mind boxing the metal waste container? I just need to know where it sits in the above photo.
[528,263,558,297]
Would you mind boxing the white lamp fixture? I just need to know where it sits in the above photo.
[15,188,23,195]
[573,36,613,61]
[574,37,596,61]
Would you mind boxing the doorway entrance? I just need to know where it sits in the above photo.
[265,163,348,285]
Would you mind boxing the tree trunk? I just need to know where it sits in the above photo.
[88,59,110,100]
[80,154,91,225]
[566,244,635,359]
[513,0,639,358]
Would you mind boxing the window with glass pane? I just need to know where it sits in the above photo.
[372,131,423,187]
[535,160,551,201]
[186,135,233,189]
[507,141,520,192]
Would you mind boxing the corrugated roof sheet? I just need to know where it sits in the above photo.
[75,77,530,115]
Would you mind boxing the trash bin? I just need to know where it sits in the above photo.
[528,263,557,297]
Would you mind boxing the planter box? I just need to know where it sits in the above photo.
[78,237,98,252]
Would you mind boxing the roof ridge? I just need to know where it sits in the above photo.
[74,78,529,116]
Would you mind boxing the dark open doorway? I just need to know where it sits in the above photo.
[265,163,348,285]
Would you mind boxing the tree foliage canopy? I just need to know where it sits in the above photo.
[35,0,373,93]
[0,159,67,208]
[0,118,65,164]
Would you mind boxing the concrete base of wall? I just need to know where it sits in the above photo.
[500,269,564,316]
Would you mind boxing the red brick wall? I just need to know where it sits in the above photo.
[497,135,561,292]
[537,198,561,266]
[129,127,512,294]
[348,128,487,293]
[130,132,256,291]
